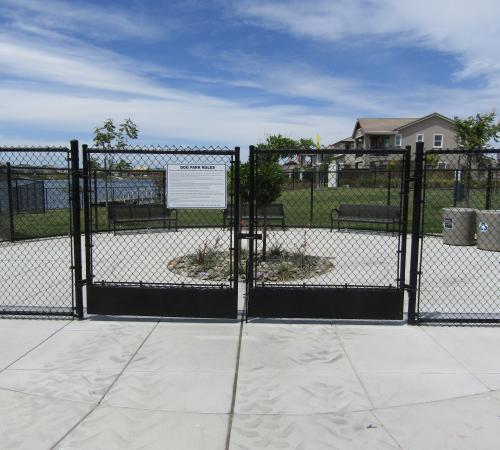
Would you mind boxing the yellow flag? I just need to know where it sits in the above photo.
[315,134,321,149]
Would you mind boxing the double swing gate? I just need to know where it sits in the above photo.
[0,140,498,323]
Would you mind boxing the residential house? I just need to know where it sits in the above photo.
[351,112,458,168]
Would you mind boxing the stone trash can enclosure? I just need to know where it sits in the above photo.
[442,208,477,246]
[476,210,500,252]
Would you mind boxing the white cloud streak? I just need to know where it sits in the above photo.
[0,0,168,41]
[233,0,500,84]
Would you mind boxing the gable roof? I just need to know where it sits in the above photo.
[332,137,355,145]
[352,113,454,137]
[353,118,417,137]
[396,112,454,131]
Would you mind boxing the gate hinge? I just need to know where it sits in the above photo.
[238,233,262,240]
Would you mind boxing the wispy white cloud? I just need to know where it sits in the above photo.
[0,0,168,41]
[232,0,500,84]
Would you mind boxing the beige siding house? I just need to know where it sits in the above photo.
[351,112,458,168]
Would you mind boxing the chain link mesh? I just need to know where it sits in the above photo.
[84,147,236,291]
[249,149,409,290]
[0,147,75,318]
[417,149,500,323]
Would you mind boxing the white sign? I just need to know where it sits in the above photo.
[167,164,227,209]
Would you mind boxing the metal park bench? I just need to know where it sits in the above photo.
[107,203,177,234]
[223,203,285,229]
[330,204,400,233]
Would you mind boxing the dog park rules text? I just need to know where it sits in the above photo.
[166,164,227,208]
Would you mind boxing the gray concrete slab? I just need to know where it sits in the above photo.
[229,411,400,450]
[0,319,499,449]
[0,320,69,369]
[57,406,229,450]
[0,388,93,449]
[336,325,468,373]
[376,392,500,450]
[102,370,235,413]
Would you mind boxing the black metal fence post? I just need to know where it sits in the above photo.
[82,145,93,287]
[6,163,15,241]
[485,165,492,210]
[408,141,424,324]
[310,172,314,225]
[233,147,240,318]
[93,170,99,231]
[246,146,256,320]
[70,140,84,320]
[399,146,411,290]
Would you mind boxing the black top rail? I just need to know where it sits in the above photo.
[85,146,234,156]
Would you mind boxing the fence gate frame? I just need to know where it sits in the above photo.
[244,145,412,321]
[0,141,83,318]
[82,145,240,319]
[409,142,500,324]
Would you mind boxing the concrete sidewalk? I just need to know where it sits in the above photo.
[0,319,499,449]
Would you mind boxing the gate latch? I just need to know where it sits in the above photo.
[238,233,262,240]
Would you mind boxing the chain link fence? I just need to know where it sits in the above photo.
[83,146,239,318]
[415,148,499,323]
[0,147,76,318]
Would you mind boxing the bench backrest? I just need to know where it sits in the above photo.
[338,204,400,220]
[108,203,170,220]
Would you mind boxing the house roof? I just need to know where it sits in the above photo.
[396,112,454,130]
[354,118,418,136]
[352,113,454,138]
[332,137,355,145]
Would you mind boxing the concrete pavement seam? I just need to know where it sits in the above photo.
[50,319,161,450]
[0,320,72,374]
[334,326,404,450]
[224,319,244,450]
[420,326,492,392]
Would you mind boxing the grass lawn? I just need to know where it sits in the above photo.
[8,187,497,240]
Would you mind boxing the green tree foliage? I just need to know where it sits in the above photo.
[453,112,500,150]
[110,159,133,171]
[88,157,102,171]
[238,134,315,206]
[237,134,314,259]
[93,118,139,149]
[453,112,500,206]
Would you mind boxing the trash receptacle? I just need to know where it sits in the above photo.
[453,182,465,203]
[476,210,500,252]
[442,208,476,246]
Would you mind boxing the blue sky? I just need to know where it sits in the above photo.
[0,0,499,153]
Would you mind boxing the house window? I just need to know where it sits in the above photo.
[395,134,402,147]
[416,134,424,143]
[433,134,443,148]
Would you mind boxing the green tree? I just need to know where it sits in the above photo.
[88,157,102,171]
[111,159,133,171]
[93,118,139,150]
[453,113,500,205]
[239,134,314,259]
[93,118,139,207]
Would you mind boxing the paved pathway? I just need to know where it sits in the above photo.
[0,319,499,449]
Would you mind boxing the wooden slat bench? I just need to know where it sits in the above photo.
[107,203,177,234]
[223,203,285,228]
[330,204,400,233]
